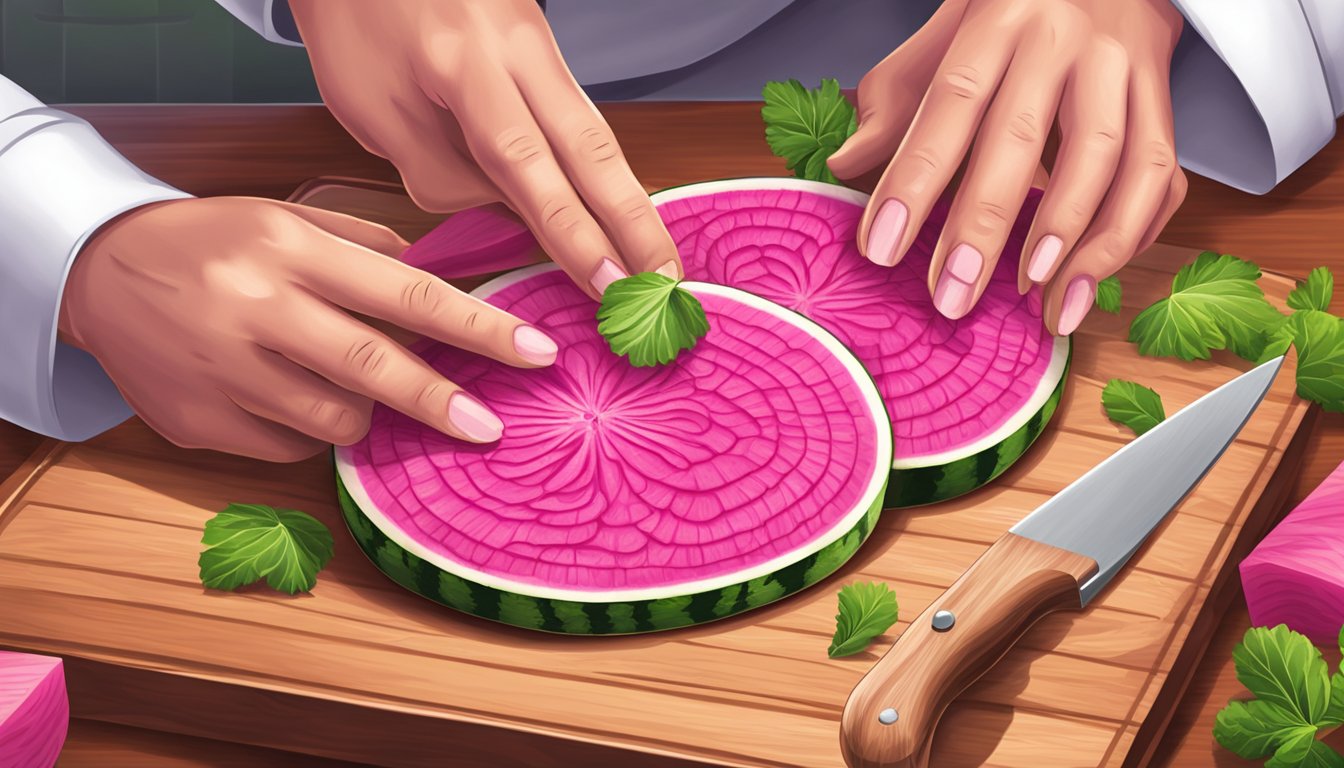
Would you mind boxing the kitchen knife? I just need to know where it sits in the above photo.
[839,356,1285,768]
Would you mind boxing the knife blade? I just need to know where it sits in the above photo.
[839,356,1284,768]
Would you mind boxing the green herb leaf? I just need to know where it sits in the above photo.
[1258,320,1298,365]
[1325,671,1344,727]
[1288,310,1344,413]
[199,503,335,594]
[762,78,858,185]
[1264,728,1344,768]
[1096,275,1123,313]
[596,273,710,367]
[1287,267,1335,312]
[828,582,899,658]
[1129,252,1287,361]
[1233,625,1333,725]
[1101,379,1166,436]
[1215,700,1317,759]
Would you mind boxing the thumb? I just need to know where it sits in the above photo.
[827,109,903,181]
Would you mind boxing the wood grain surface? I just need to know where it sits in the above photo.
[0,104,1336,766]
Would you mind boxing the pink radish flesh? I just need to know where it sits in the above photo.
[0,651,68,768]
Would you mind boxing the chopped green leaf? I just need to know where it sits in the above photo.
[1265,729,1344,768]
[1216,700,1317,759]
[1258,320,1298,365]
[1129,252,1287,361]
[1326,671,1344,727]
[596,272,710,367]
[1101,379,1166,436]
[199,503,335,594]
[762,78,858,185]
[828,582,899,658]
[1288,310,1344,412]
[1233,625,1333,725]
[1096,275,1123,313]
[1287,267,1335,312]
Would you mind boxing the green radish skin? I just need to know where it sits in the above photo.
[336,471,884,635]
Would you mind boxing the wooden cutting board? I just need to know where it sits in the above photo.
[0,179,1316,768]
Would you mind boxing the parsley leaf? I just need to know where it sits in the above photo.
[1129,252,1287,361]
[1288,310,1344,413]
[762,78,858,185]
[828,581,899,658]
[596,273,710,367]
[199,503,335,594]
[1287,267,1335,312]
[1101,379,1166,436]
[1265,729,1344,768]
[1216,700,1317,759]
[1096,275,1123,313]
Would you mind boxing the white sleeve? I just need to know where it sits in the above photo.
[1170,0,1341,194]
[213,0,303,47]
[0,77,191,441]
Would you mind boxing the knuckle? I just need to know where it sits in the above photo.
[968,199,1013,237]
[345,338,390,378]
[458,304,498,337]
[1171,169,1189,201]
[936,64,989,101]
[413,381,449,413]
[1092,229,1136,269]
[541,198,584,232]
[493,127,546,165]
[1085,125,1123,154]
[309,400,369,445]
[574,125,619,164]
[1006,108,1044,144]
[1145,139,1177,171]
[615,195,653,224]
[400,276,448,317]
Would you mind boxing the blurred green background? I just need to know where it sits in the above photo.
[0,0,321,103]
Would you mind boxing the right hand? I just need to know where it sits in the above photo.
[58,197,556,462]
[288,0,682,299]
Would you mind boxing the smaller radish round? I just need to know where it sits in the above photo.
[336,266,893,634]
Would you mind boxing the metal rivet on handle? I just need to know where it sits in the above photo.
[878,708,899,725]
[931,610,956,632]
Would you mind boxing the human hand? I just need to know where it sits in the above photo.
[828,0,1186,334]
[58,198,557,461]
[288,0,681,299]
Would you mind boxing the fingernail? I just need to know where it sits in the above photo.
[944,243,984,283]
[933,270,975,319]
[865,199,908,267]
[448,392,503,443]
[1057,276,1096,336]
[513,325,557,366]
[590,258,628,295]
[1027,235,1064,282]
[655,260,681,280]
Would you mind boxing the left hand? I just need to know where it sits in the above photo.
[828,0,1187,334]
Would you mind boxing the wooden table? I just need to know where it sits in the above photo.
[3,104,1340,767]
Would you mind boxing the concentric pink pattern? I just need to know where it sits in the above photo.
[350,269,880,591]
[658,187,1052,460]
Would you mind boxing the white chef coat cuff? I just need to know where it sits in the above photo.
[214,0,302,47]
[0,111,191,441]
[1170,0,1338,194]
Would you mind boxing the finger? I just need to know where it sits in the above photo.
[517,56,682,279]
[206,408,331,463]
[1136,169,1187,253]
[444,69,628,299]
[1017,41,1129,294]
[263,300,504,444]
[858,27,1016,270]
[827,0,970,179]
[1045,69,1178,336]
[124,388,326,463]
[292,239,557,369]
[228,349,375,447]
[282,202,411,257]
[927,25,1072,319]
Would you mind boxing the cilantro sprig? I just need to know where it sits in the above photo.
[1101,379,1166,436]
[828,581,899,658]
[761,78,857,185]
[199,503,335,594]
[596,272,710,367]
[1096,275,1123,314]
[1214,624,1344,766]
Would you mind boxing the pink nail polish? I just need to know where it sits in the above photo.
[1057,276,1096,336]
[590,258,628,295]
[448,392,503,442]
[866,199,909,267]
[655,260,681,279]
[944,244,984,283]
[933,270,975,319]
[1027,235,1064,283]
[513,325,557,366]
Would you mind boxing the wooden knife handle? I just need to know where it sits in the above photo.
[839,533,1098,768]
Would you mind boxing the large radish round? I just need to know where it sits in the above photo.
[652,179,1070,506]
[335,266,892,634]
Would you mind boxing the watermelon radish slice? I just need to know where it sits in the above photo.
[0,651,68,768]
[335,266,893,634]
[652,179,1070,506]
